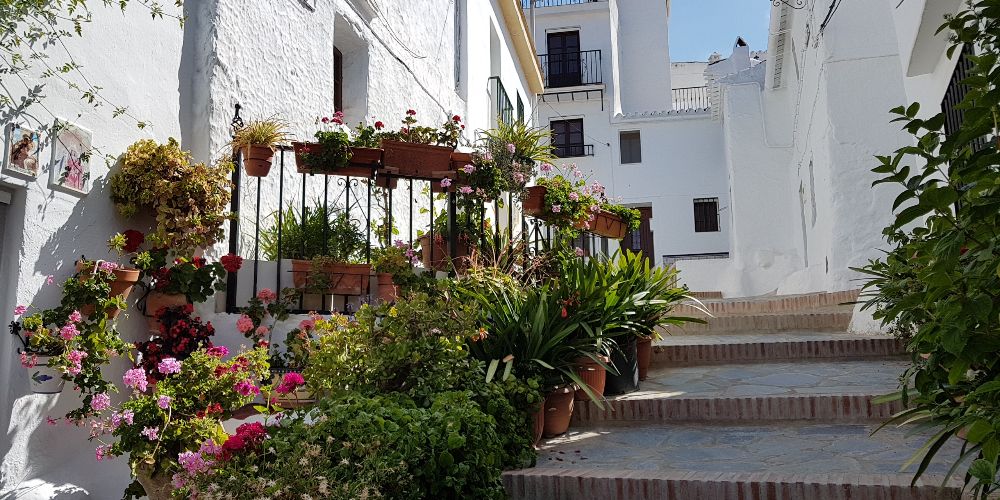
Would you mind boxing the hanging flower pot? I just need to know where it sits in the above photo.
[292,142,377,177]
[381,140,455,178]
[575,210,628,239]
[574,355,610,401]
[26,356,65,394]
[376,273,399,303]
[76,261,141,319]
[543,385,575,438]
[242,145,274,177]
[637,336,653,381]
[145,292,190,331]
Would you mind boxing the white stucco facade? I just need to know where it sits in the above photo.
[0,1,540,497]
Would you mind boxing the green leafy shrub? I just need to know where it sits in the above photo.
[259,204,366,262]
[110,138,232,254]
[856,4,1000,496]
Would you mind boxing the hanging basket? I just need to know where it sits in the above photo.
[381,140,454,178]
[576,210,627,239]
[135,465,173,500]
[242,145,274,177]
[26,356,65,394]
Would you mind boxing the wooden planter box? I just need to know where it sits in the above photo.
[450,151,474,171]
[418,234,472,272]
[290,260,371,295]
[381,140,454,178]
[292,142,381,177]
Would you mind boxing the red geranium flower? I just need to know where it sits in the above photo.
[122,230,144,253]
[220,254,243,273]
[374,121,384,130]
[452,115,461,122]
[406,109,416,116]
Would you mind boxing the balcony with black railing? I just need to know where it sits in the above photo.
[539,50,603,88]
[554,144,594,158]
[521,0,606,8]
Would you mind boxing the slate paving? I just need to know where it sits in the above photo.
[535,422,966,477]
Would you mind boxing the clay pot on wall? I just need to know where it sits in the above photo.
[242,145,274,177]
[381,140,454,178]
[543,385,575,438]
[76,261,140,319]
[376,273,399,303]
[145,292,190,331]
[531,406,545,445]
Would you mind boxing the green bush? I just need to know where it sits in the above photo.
[259,204,366,262]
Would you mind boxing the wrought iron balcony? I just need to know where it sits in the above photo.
[539,50,602,88]
[554,143,594,158]
[522,0,606,8]
[671,86,709,111]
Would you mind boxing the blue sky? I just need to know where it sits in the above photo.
[669,1,771,62]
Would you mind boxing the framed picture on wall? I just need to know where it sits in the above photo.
[2,123,43,179]
[48,120,92,195]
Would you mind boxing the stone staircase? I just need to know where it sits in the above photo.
[503,290,967,500]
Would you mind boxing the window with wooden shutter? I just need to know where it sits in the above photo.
[619,131,641,164]
[693,198,719,233]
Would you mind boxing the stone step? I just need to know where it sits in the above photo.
[676,289,860,317]
[653,333,906,365]
[574,359,907,424]
[505,423,964,500]
[664,312,853,334]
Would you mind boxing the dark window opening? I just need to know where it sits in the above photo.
[693,198,720,233]
[546,31,582,87]
[517,93,525,123]
[619,131,641,164]
[551,119,589,157]
[334,47,344,112]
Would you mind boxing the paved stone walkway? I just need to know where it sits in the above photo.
[620,359,908,399]
[536,422,965,477]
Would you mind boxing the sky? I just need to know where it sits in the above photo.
[669,0,772,62]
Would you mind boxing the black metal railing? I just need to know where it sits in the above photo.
[554,144,594,158]
[226,105,612,315]
[539,50,602,88]
[522,0,605,8]
[489,77,514,125]
[672,86,709,111]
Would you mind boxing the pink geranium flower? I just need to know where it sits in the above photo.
[236,315,254,334]
[68,310,82,323]
[206,345,229,358]
[123,368,148,392]
[459,186,473,194]
[13,305,27,316]
[440,178,452,188]
[256,288,277,304]
[157,395,172,409]
[157,357,182,375]
[551,205,562,213]
[141,426,159,441]
[462,164,475,174]
[255,325,269,338]
[91,393,111,412]
[59,323,80,341]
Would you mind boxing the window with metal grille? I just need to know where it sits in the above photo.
[619,131,641,164]
[550,119,587,157]
[942,44,987,151]
[517,93,525,123]
[693,198,719,233]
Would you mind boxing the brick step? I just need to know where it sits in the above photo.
[663,312,853,334]
[505,422,964,500]
[653,333,906,365]
[676,289,860,317]
[686,291,723,299]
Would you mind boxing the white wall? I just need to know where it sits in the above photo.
[670,62,708,89]
[0,1,538,498]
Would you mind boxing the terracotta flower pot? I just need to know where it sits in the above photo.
[576,210,627,239]
[135,465,173,500]
[349,146,383,170]
[532,406,545,445]
[523,186,546,216]
[381,140,454,178]
[242,145,274,177]
[292,142,376,177]
[450,151,475,171]
[145,292,190,331]
[76,262,141,319]
[376,273,399,303]
[637,336,653,381]
[26,356,65,394]
[543,386,575,438]
[418,234,472,272]
[574,355,610,401]
[290,260,371,296]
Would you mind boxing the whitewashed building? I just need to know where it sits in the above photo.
[0,1,540,498]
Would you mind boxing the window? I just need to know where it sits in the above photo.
[693,198,719,232]
[619,131,641,164]
[334,47,343,112]
[517,93,525,123]
[546,31,581,87]
[550,119,589,157]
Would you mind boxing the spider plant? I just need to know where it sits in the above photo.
[480,120,555,165]
[231,118,290,150]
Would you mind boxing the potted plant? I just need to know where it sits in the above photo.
[89,346,270,500]
[371,242,417,303]
[141,250,229,328]
[135,304,217,379]
[74,233,146,318]
[526,163,641,239]
[417,208,490,272]
[379,110,463,178]
[231,118,289,177]
[234,287,295,348]
[266,319,319,409]
[111,138,232,254]
[293,112,382,176]
[10,315,66,394]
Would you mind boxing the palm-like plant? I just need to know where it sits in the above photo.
[480,120,555,165]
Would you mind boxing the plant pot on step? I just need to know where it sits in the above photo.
[145,292,190,331]
[76,261,141,319]
[637,336,653,381]
[242,145,274,177]
[376,273,399,303]
[543,385,575,438]
[26,356,65,394]
[381,140,454,178]
[605,336,640,396]
[135,464,173,500]
[574,355,610,401]
[531,406,545,445]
